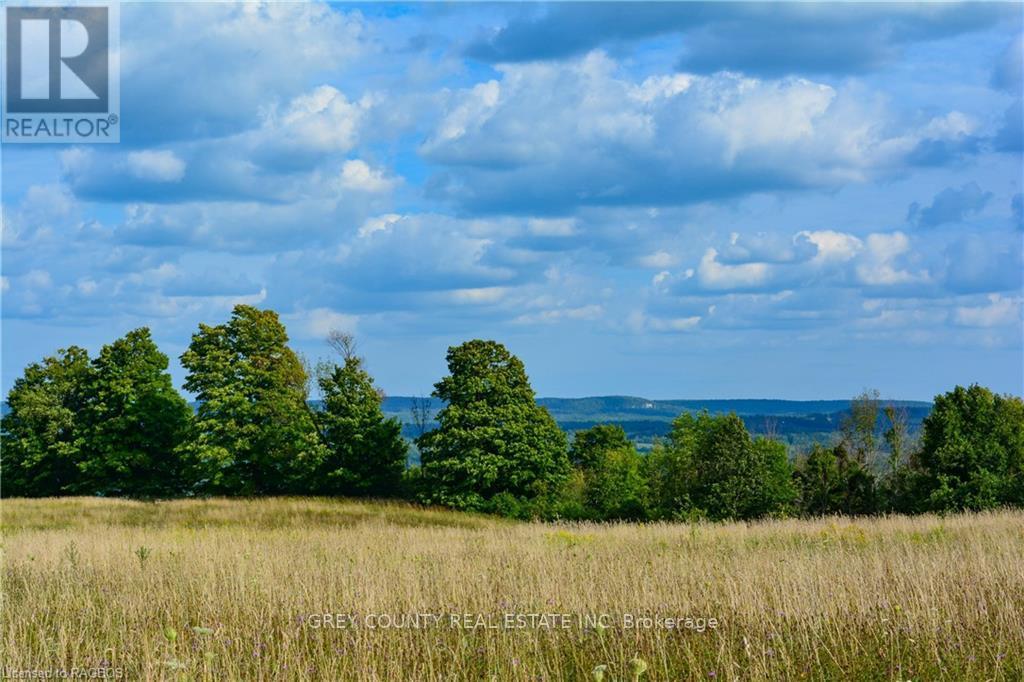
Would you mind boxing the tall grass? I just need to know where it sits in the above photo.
[2,498,1022,680]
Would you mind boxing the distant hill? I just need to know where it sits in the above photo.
[383,395,932,452]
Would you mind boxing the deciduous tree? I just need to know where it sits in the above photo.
[1,347,93,497]
[314,332,407,497]
[180,305,323,494]
[76,328,192,497]
[416,340,569,510]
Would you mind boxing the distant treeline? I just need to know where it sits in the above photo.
[308,397,935,450]
[2,304,1022,520]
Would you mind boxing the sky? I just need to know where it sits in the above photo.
[2,1,1022,400]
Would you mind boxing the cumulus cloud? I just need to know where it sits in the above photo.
[119,3,368,145]
[694,248,772,291]
[907,182,992,228]
[954,294,1021,327]
[126,150,187,183]
[856,232,928,287]
[340,160,399,193]
[294,308,360,339]
[63,84,383,204]
[422,53,981,214]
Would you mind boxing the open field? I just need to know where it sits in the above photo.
[2,498,1022,681]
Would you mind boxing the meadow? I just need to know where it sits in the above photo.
[2,498,1022,681]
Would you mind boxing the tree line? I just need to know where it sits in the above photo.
[2,304,1022,520]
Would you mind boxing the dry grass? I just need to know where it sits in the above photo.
[2,497,1022,681]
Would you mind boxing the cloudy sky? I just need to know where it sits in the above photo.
[2,2,1022,400]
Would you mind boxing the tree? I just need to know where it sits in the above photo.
[647,411,796,521]
[74,329,192,497]
[410,395,434,439]
[569,425,648,520]
[313,332,407,497]
[794,442,878,516]
[841,389,880,465]
[416,340,569,511]
[1,347,93,497]
[180,305,324,495]
[883,404,910,478]
[915,384,1024,511]
[793,444,843,516]
[570,424,632,470]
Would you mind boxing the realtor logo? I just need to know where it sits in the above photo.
[3,3,120,142]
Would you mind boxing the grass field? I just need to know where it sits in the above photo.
[2,498,1022,680]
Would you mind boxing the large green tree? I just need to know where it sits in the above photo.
[313,332,407,497]
[416,340,569,510]
[915,384,1024,511]
[180,305,324,494]
[647,411,796,521]
[569,424,648,520]
[1,347,93,497]
[75,328,192,497]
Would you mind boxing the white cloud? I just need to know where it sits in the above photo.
[856,232,927,286]
[628,309,701,333]
[272,85,365,153]
[527,218,576,236]
[449,287,509,304]
[426,79,500,147]
[358,213,403,238]
[340,159,398,193]
[954,294,1020,327]
[637,250,679,268]
[296,307,359,339]
[697,248,771,290]
[420,54,970,211]
[798,230,863,264]
[126,150,187,182]
[513,304,604,324]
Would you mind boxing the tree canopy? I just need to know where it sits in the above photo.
[647,411,796,521]
[915,384,1023,511]
[314,332,407,497]
[180,305,324,495]
[75,328,192,497]
[1,346,93,497]
[416,340,569,510]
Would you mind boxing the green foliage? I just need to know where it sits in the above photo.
[180,305,324,495]
[75,329,192,497]
[915,384,1024,512]
[1,347,93,496]
[314,335,407,497]
[569,425,647,520]
[416,340,569,511]
[793,443,878,516]
[646,411,796,521]
[841,389,880,464]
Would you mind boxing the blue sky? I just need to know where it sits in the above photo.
[2,1,1022,400]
